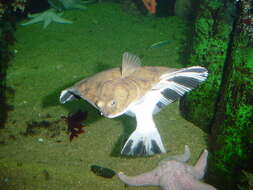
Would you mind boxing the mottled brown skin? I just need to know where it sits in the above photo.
[72,66,178,117]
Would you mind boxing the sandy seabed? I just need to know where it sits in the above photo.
[0,3,208,190]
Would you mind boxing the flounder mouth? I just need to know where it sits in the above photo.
[101,112,118,119]
[106,114,118,119]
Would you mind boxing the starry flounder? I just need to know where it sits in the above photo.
[60,52,208,156]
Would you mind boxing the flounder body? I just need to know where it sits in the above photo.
[64,66,176,118]
[60,52,208,156]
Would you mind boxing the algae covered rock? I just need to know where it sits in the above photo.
[182,0,253,189]
[179,0,232,132]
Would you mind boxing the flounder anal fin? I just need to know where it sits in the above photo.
[121,52,141,77]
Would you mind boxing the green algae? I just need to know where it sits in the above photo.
[178,0,253,188]
[211,30,253,189]
[180,0,231,132]
[0,2,209,190]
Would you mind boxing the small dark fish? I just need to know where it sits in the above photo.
[90,165,116,178]
[148,40,171,49]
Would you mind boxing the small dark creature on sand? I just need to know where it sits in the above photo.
[62,110,87,141]
[90,165,116,178]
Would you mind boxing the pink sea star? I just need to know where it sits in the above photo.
[118,146,217,190]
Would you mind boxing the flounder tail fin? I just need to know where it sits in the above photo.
[121,117,166,156]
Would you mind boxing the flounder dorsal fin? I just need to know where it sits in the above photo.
[121,52,141,77]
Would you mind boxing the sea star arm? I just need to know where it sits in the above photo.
[192,180,217,190]
[21,9,72,28]
[21,14,44,26]
[117,168,161,186]
[193,149,208,179]
[43,15,52,29]
[52,14,73,24]
[172,173,217,190]
[160,145,191,165]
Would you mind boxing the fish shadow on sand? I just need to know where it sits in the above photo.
[42,59,113,110]
[42,63,115,124]
[42,84,139,155]
[42,79,81,108]
[41,81,101,126]
[110,115,136,157]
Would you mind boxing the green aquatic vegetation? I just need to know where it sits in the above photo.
[216,72,253,166]
[181,16,230,130]
[195,17,214,36]
[242,48,253,70]
[211,27,253,189]
[189,39,210,65]
[168,0,252,188]
[206,0,222,11]
[214,107,253,178]
[235,105,253,127]
[239,171,253,190]
[217,112,249,163]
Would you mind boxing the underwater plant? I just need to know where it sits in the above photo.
[180,0,231,131]
[0,0,23,129]
[207,1,253,189]
[0,0,26,19]
[180,0,253,189]
[238,171,253,190]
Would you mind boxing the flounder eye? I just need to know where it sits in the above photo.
[108,100,117,107]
